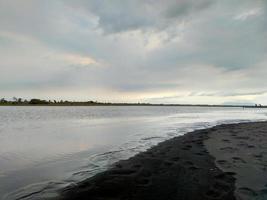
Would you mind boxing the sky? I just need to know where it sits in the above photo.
[0,0,266,104]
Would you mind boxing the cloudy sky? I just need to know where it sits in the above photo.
[0,0,266,104]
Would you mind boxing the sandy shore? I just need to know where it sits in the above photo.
[205,122,267,200]
[59,122,267,200]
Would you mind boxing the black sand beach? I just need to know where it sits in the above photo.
[59,122,267,200]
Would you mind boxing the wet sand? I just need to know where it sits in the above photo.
[59,122,267,200]
[205,122,267,200]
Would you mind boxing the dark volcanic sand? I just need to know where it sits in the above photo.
[205,122,267,200]
[58,122,267,200]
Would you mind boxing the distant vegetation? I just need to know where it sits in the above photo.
[0,97,267,108]
[1,97,102,106]
[0,97,266,108]
[0,97,150,106]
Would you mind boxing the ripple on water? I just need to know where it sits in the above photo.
[2,181,73,200]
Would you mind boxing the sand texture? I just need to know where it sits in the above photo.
[205,122,267,200]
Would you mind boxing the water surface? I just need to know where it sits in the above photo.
[0,106,266,199]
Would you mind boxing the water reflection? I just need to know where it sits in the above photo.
[0,106,267,199]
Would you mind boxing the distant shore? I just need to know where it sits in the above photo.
[58,121,267,200]
[1,102,266,108]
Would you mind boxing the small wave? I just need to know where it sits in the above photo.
[3,181,72,200]
[141,136,164,141]
[94,150,124,157]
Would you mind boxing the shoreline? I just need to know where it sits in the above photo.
[57,122,267,199]
[1,104,266,108]
[58,121,267,200]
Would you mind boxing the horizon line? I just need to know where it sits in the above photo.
[0,98,266,108]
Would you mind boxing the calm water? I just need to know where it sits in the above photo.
[0,106,267,199]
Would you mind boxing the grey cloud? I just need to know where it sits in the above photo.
[65,0,214,34]
[164,0,213,19]
[0,0,267,104]
[142,1,267,70]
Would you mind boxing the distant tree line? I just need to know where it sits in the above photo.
[0,97,153,106]
[0,97,265,107]
[0,97,102,106]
